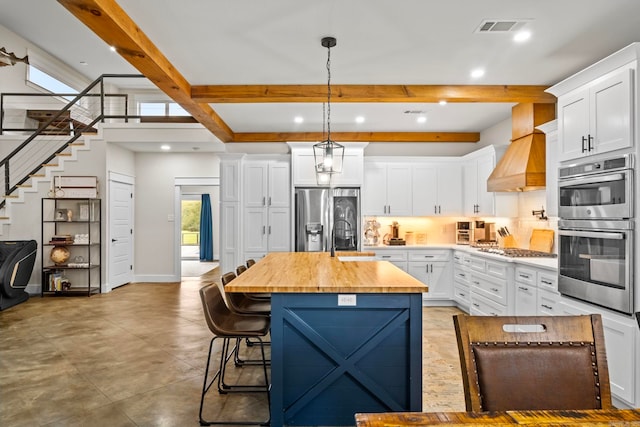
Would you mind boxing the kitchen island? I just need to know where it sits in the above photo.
[225,252,427,426]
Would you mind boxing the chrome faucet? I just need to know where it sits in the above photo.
[331,219,353,257]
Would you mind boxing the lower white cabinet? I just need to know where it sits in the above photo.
[468,255,513,315]
[372,249,407,272]
[559,297,638,407]
[407,250,452,302]
[513,264,559,316]
[537,288,561,315]
[452,251,471,311]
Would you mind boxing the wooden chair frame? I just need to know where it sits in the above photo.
[453,314,612,412]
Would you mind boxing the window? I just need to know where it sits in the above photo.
[27,65,77,100]
[139,102,189,116]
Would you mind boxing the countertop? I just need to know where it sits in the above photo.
[364,244,558,270]
[224,252,428,294]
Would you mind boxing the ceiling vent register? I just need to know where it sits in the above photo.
[476,20,530,33]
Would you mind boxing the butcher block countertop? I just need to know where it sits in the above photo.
[224,252,427,294]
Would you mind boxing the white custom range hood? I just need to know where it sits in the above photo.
[487,103,556,192]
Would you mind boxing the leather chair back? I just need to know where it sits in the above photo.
[453,314,612,412]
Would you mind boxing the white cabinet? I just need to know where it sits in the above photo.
[372,249,408,272]
[219,154,244,273]
[462,146,517,217]
[514,266,537,316]
[406,250,452,302]
[412,162,462,216]
[559,297,638,407]
[243,158,291,261]
[468,254,514,315]
[363,162,412,216]
[557,67,634,161]
[537,120,558,217]
[289,142,366,187]
[452,251,471,311]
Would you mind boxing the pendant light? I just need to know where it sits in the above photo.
[314,36,344,185]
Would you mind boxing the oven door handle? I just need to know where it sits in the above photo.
[558,229,625,239]
[559,173,625,188]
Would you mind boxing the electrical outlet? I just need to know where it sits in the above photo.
[338,294,357,306]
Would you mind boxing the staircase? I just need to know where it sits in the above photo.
[0,74,144,231]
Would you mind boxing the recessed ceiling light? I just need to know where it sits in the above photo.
[355,116,365,124]
[161,145,171,150]
[294,116,304,124]
[471,68,485,79]
[110,46,117,52]
[439,100,447,106]
[513,30,531,42]
[416,116,427,124]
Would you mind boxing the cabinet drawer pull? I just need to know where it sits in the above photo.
[490,287,499,292]
[268,196,271,206]
[519,274,531,279]
[541,304,553,310]
[262,226,266,235]
[588,134,594,151]
[472,303,480,308]
[423,255,434,258]
[268,225,271,234]
[581,135,588,153]
[473,281,480,285]
[262,197,266,206]
[518,286,529,291]
[459,293,466,297]
[381,255,391,259]
[540,279,553,285]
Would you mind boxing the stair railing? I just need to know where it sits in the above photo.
[0,74,144,210]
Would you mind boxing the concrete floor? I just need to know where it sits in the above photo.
[0,268,466,426]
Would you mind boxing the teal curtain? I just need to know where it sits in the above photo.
[199,194,213,261]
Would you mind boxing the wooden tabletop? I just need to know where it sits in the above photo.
[224,252,427,294]
[355,409,640,426]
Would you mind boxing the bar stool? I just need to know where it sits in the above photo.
[236,265,247,276]
[246,259,256,268]
[221,272,270,315]
[198,283,270,426]
[242,260,271,301]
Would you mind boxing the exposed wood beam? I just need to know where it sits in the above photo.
[232,132,479,143]
[192,85,556,104]
[57,0,234,142]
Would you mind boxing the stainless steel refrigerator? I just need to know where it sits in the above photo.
[295,188,360,252]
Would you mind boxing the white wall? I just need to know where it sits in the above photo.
[133,153,220,280]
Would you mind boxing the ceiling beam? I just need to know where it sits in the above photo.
[57,0,234,142]
[232,132,479,143]
[192,85,556,104]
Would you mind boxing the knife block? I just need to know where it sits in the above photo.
[501,235,518,248]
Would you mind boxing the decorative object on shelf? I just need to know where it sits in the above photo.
[53,176,98,198]
[0,47,28,67]
[67,209,73,222]
[79,203,89,220]
[364,219,381,246]
[50,246,70,265]
[313,36,344,185]
[55,209,68,221]
[73,234,89,244]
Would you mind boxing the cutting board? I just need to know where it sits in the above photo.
[529,229,554,253]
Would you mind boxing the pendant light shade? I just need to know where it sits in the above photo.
[313,36,344,185]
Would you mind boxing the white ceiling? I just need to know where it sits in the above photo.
[2,0,640,151]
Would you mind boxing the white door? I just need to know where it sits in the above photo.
[109,179,134,290]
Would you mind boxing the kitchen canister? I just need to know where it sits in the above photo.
[404,231,415,245]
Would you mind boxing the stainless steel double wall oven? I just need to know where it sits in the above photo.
[557,154,634,314]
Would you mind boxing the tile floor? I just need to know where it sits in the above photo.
[0,269,466,426]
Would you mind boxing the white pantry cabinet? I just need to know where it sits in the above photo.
[412,161,462,216]
[243,158,291,260]
[363,161,412,216]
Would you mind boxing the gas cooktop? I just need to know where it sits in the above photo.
[478,248,558,258]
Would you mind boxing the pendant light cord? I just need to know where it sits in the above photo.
[326,43,331,143]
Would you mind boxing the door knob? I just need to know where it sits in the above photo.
[111,239,117,242]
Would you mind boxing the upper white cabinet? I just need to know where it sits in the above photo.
[557,67,633,161]
[462,146,517,217]
[244,160,290,208]
[412,161,462,216]
[363,161,412,216]
[547,43,640,163]
[288,142,367,187]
